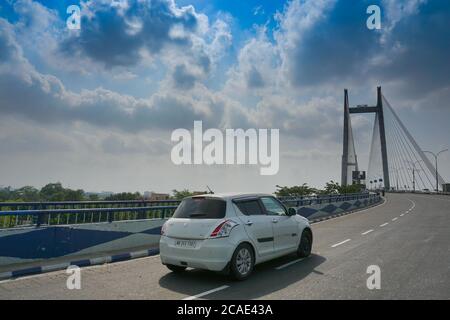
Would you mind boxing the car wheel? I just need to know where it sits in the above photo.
[230,243,254,281]
[297,229,312,258]
[166,264,187,273]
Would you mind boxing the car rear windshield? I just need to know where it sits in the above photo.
[172,197,226,219]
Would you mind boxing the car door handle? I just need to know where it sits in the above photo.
[245,220,253,226]
[272,219,279,223]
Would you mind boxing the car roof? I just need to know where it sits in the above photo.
[190,192,274,201]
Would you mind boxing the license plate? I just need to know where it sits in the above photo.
[174,240,197,248]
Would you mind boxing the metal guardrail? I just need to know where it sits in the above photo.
[0,193,377,229]
[0,200,181,211]
[279,193,375,207]
[0,206,178,229]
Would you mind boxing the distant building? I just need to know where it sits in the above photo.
[443,184,450,193]
[144,192,170,200]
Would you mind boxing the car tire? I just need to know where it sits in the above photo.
[230,243,254,281]
[297,229,312,258]
[166,264,187,273]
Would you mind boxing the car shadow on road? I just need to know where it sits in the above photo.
[158,253,326,299]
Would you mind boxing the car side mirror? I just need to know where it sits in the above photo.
[287,207,297,216]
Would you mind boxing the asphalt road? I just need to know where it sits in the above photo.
[0,193,449,300]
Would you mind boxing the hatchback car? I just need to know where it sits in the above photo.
[159,193,313,280]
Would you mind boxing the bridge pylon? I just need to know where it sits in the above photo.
[341,87,390,190]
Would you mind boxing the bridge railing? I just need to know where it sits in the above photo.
[0,193,377,229]
[0,200,181,211]
[279,192,375,207]
[0,206,179,229]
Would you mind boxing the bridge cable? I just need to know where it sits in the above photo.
[386,114,411,190]
[386,103,434,189]
[383,110,408,190]
[388,108,427,190]
[383,96,445,186]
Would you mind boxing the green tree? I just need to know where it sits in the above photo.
[39,183,66,201]
[0,186,14,201]
[274,184,317,197]
[63,189,84,201]
[319,180,363,195]
[39,183,86,201]
[87,193,100,201]
[14,186,40,201]
[172,189,196,200]
[320,181,341,195]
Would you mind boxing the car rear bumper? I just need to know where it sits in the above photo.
[159,236,235,271]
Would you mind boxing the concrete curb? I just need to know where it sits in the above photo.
[0,248,159,281]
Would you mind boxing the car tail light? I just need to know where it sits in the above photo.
[209,220,238,238]
[161,222,167,235]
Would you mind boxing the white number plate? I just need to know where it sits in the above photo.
[174,240,197,248]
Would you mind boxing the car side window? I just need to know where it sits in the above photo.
[260,197,287,216]
[234,200,266,216]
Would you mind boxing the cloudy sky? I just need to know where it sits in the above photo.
[0,0,449,194]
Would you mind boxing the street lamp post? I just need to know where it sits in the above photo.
[406,160,423,193]
[423,149,448,192]
[390,168,400,191]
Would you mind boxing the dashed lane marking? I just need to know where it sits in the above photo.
[182,285,230,300]
[361,229,374,235]
[331,239,351,248]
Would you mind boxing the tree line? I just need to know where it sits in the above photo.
[0,183,142,202]
[274,181,364,197]
[0,181,364,203]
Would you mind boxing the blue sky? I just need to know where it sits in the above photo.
[0,0,449,193]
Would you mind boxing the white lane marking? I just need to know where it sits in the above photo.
[361,229,374,235]
[380,222,389,227]
[400,214,404,217]
[392,217,398,221]
[182,285,230,300]
[331,239,351,248]
[408,199,416,211]
[276,258,305,270]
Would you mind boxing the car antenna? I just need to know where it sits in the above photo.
[206,185,214,194]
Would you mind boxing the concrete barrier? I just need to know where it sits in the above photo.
[296,195,382,221]
[0,219,165,268]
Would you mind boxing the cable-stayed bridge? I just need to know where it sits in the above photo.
[0,88,449,300]
[341,87,447,192]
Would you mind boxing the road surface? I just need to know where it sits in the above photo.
[0,193,449,299]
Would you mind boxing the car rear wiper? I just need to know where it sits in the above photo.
[189,213,207,217]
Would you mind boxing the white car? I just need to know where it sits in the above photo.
[159,193,313,280]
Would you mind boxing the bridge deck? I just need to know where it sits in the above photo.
[0,193,449,299]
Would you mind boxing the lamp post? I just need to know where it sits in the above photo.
[406,160,423,193]
[391,167,401,191]
[423,149,448,192]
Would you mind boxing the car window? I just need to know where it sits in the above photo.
[234,200,265,216]
[260,197,286,216]
[172,197,226,219]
